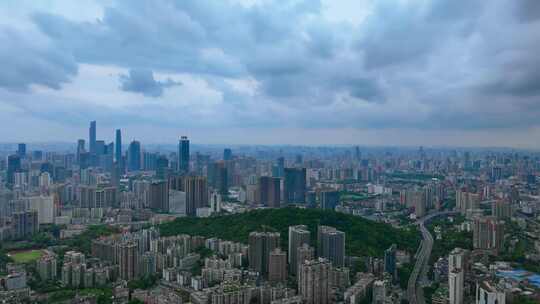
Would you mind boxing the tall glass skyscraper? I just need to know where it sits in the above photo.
[223,148,232,161]
[127,140,141,171]
[115,129,122,163]
[178,136,189,173]
[7,154,21,185]
[284,167,306,204]
[17,143,26,157]
[89,121,96,155]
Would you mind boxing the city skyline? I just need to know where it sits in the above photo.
[1,2,540,302]
[1,1,540,147]
[3,119,540,151]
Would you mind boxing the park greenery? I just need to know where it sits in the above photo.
[0,247,13,275]
[398,263,414,290]
[62,225,120,254]
[500,220,540,273]
[127,275,158,291]
[423,283,439,304]
[512,296,539,304]
[427,216,472,265]
[160,207,420,257]
[38,287,113,304]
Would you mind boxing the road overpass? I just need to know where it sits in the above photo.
[407,211,459,304]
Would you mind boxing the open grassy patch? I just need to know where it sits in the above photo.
[8,249,44,264]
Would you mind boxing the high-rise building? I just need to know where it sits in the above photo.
[149,180,169,212]
[248,232,280,276]
[491,200,512,219]
[448,248,467,304]
[12,210,38,239]
[168,175,184,191]
[400,188,430,216]
[456,189,480,215]
[400,189,423,209]
[169,190,186,214]
[115,129,122,164]
[7,154,21,185]
[297,244,315,276]
[78,185,118,208]
[306,191,317,208]
[448,248,468,273]
[319,190,339,210]
[89,121,96,155]
[208,161,228,195]
[473,216,504,252]
[140,252,157,278]
[288,225,311,275]
[284,168,306,204]
[37,254,57,281]
[372,280,387,304]
[17,143,26,157]
[32,150,43,161]
[383,244,397,282]
[475,281,506,304]
[94,139,105,155]
[178,136,189,173]
[119,242,139,281]
[223,148,232,161]
[449,269,464,304]
[77,139,85,164]
[344,273,375,304]
[143,151,158,171]
[155,155,169,179]
[317,226,345,267]
[423,184,436,210]
[102,142,114,171]
[273,157,285,178]
[128,140,141,171]
[79,152,90,170]
[491,166,503,182]
[258,176,281,208]
[184,176,208,216]
[298,258,332,304]
[268,248,287,284]
[415,196,427,217]
[331,267,350,291]
[354,146,361,161]
[27,195,54,224]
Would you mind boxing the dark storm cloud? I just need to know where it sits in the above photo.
[0,27,77,91]
[30,0,364,102]
[481,66,540,98]
[515,0,540,23]
[119,69,181,97]
[358,0,485,69]
[2,0,540,132]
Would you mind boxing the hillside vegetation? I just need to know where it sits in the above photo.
[159,207,419,257]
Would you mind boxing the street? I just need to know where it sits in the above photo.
[407,211,458,304]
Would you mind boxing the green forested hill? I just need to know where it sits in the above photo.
[159,207,419,257]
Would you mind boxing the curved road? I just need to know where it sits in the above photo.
[407,211,459,304]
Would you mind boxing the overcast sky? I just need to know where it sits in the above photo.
[1,0,540,147]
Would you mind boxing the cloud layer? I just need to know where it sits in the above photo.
[1,0,540,145]
[119,69,182,97]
